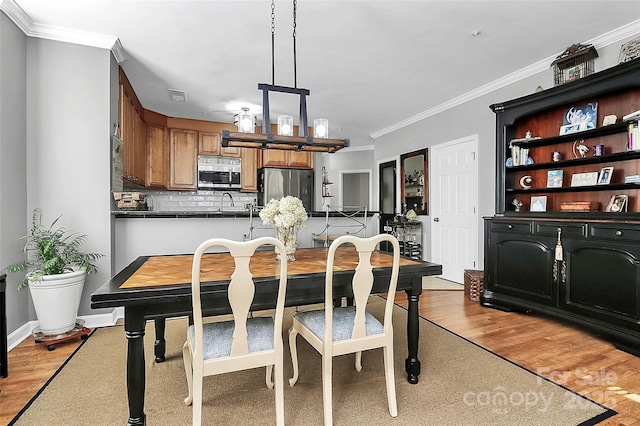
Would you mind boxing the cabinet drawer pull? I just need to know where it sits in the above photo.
[616,230,622,236]
[508,224,513,229]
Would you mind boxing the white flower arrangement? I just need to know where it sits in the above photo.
[259,196,308,232]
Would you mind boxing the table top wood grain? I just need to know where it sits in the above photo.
[120,247,420,289]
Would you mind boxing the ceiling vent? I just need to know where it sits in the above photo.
[168,89,187,102]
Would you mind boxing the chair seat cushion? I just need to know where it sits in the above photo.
[188,317,274,360]
[294,306,383,342]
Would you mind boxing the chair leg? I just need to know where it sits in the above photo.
[274,352,285,426]
[322,354,333,426]
[192,370,204,426]
[266,364,274,389]
[288,326,300,386]
[383,343,398,417]
[183,341,194,406]
[355,351,362,372]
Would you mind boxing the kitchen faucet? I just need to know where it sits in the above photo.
[220,192,234,211]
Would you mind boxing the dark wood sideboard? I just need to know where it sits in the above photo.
[483,58,640,354]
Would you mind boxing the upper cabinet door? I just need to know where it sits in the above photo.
[262,150,313,169]
[241,148,258,192]
[146,124,167,189]
[199,132,241,157]
[169,129,198,190]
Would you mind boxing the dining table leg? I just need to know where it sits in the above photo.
[125,306,146,426]
[153,318,166,362]
[404,278,422,384]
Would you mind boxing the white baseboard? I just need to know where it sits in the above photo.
[7,308,124,352]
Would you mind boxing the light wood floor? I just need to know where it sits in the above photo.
[1,290,639,425]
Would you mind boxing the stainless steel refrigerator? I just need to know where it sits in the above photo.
[258,168,314,212]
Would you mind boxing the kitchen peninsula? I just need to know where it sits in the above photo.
[112,207,378,275]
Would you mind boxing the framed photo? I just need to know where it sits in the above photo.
[606,195,628,213]
[598,167,613,185]
[547,170,563,188]
[530,196,547,212]
[566,66,581,82]
[559,122,586,135]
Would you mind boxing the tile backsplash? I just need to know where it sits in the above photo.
[116,189,257,212]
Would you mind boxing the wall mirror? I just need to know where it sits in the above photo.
[401,149,428,215]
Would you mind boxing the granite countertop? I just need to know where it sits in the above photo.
[112,210,379,218]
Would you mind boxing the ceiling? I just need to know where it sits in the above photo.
[4,0,640,147]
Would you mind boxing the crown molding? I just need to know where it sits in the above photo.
[0,0,125,62]
[370,19,640,139]
[0,0,32,33]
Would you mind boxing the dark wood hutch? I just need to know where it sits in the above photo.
[483,58,640,355]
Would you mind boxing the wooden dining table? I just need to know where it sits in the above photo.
[91,246,442,426]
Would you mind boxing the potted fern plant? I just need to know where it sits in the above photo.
[2,209,103,335]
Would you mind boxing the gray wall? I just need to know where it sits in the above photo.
[0,13,29,333]
[374,35,639,267]
[25,37,113,319]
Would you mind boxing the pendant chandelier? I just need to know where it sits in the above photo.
[222,0,349,153]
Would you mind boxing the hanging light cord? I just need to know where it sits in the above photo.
[293,0,298,88]
[271,0,276,85]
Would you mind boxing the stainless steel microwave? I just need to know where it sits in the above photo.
[197,156,241,189]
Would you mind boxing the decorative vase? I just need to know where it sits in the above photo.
[28,269,86,334]
[276,227,297,261]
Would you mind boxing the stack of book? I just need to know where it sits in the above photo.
[624,109,640,151]
[624,175,640,184]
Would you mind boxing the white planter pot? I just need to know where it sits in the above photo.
[28,269,86,334]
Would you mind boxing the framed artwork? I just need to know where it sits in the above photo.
[561,103,598,134]
[571,172,599,187]
[547,170,563,188]
[619,36,640,64]
[530,196,547,212]
[598,167,613,185]
[606,194,628,212]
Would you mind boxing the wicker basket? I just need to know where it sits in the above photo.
[464,269,484,302]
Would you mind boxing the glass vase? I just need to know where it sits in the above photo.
[276,227,297,261]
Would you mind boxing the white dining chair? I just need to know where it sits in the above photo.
[288,234,400,425]
[183,237,288,426]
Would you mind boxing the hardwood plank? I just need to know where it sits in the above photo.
[395,290,640,426]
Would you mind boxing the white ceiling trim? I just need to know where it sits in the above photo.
[0,0,125,62]
[370,19,640,140]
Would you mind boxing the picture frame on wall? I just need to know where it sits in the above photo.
[606,194,628,212]
[598,167,613,185]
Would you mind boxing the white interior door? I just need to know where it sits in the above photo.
[430,135,479,283]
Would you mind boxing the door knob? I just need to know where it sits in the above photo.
[434,217,440,222]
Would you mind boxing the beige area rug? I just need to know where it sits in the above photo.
[423,275,464,290]
[12,298,614,426]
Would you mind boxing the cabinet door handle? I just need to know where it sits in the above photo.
[508,224,513,229]
[433,217,440,222]
[616,230,622,236]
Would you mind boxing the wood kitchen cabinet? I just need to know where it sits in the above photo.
[199,132,241,157]
[241,148,258,192]
[146,124,167,188]
[119,79,146,186]
[261,150,314,169]
[169,129,198,190]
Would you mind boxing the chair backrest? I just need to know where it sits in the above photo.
[190,237,287,358]
[324,234,400,342]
